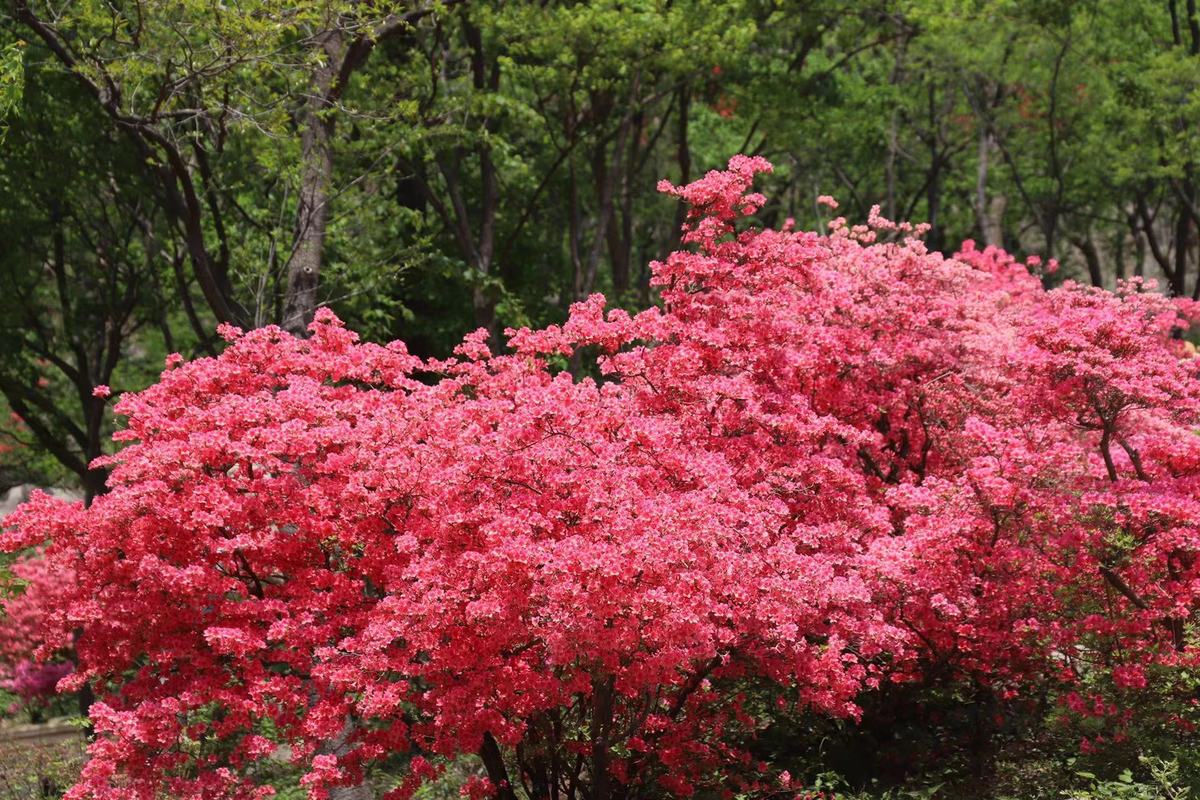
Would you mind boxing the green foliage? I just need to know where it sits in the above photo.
[0,38,23,142]
[1061,757,1191,800]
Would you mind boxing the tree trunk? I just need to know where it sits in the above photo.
[884,42,907,222]
[1071,235,1104,288]
[1172,209,1190,296]
[322,716,375,800]
[480,732,518,800]
[606,111,639,298]
[284,29,343,336]
[671,85,691,241]
[590,676,616,800]
[975,127,1005,247]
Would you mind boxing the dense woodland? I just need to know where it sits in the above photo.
[3,1,1200,798]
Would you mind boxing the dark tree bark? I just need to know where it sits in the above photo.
[284,28,343,336]
[480,732,519,800]
[1070,234,1105,288]
[321,717,375,800]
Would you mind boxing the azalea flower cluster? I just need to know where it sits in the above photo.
[4,156,1200,799]
[0,553,73,709]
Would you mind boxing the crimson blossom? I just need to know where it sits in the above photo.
[0,553,74,711]
[5,156,1200,800]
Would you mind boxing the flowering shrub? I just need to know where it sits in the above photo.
[0,553,74,716]
[3,156,1200,799]
[6,659,73,701]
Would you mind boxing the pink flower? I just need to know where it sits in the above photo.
[3,659,73,700]
[7,155,1200,799]
[1112,664,1148,690]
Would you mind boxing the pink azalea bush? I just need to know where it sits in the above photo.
[0,553,74,713]
[3,156,1200,799]
[6,659,74,702]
